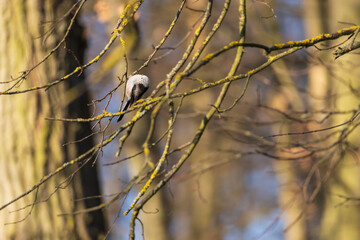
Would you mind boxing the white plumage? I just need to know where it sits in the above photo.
[118,74,150,122]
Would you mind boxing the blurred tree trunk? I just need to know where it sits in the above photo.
[270,67,307,240]
[304,0,330,109]
[127,143,171,240]
[188,136,221,240]
[120,115,170,240]
[303,0,330,239]
[0,1,105,239]
[265,19,307,239]
[319,0,360,239]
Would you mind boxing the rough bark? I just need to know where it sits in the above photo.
[0,1,105,239]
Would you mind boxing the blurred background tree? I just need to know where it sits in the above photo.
[0,0,359,239]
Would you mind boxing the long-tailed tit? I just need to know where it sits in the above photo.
[117,74,150,122]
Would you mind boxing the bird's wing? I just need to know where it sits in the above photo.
[117,99,131,122]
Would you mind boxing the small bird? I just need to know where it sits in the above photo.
[117,74,150,122]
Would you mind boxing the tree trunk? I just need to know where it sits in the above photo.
[267,24,307,240]
[0,1,105,239]
[320,1,360,239]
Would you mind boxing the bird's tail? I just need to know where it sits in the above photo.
[117,99,131,122]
